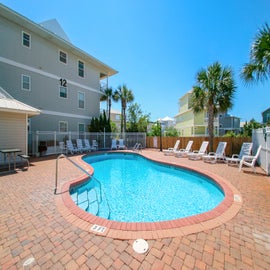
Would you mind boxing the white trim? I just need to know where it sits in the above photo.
[25,115,28,155]
[0,56,101,94]
[78,122,85,132]
[59,49,68,64]
[78,91,85,110]
[42,109,91,120]
[21,74,31,91]
[78,59,85,78]
[22,31,31,48]
[59,85,68,99]
[59,120,68,132]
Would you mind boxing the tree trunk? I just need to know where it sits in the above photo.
[123,107,126,133]
[108,98,111,122]
[120,108,124,133]
[208,105,215,152]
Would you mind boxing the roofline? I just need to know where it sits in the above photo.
[0,4,118,78]
[261,107,270,115]
[0,107,40,116]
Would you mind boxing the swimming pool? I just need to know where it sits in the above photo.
[70,153,224,223]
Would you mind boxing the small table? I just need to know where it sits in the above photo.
[0,149,21,171]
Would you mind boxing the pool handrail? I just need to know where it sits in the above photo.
[55,154,111,217]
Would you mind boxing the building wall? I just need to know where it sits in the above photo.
[110,110,121,132]
[179,93,190,113]
[0,112,27,163]
[175,111,192,135]
[262,108,270,124]
[218,114,240,135]
[175,98,207,136]
[175,90,241,137]
[0,7,114,132]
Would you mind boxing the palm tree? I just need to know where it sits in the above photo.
[100,87,113,122]
[191,62,236,151]
[241,23,270,84]
[113,84,134,133]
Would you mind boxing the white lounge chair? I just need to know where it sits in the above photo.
[175,140,193,158]
[66,140,80,154]
[59,141,67,154]
[92,140,98,151]
[118,139,126,150]
[188,141,209,160]
[76,139,87,152]
[226,142,253,165]
[83,139,95,152]
[111,139,117,150]
[163,140,180,155]
[203,142,227,163]
[239,145,262,173]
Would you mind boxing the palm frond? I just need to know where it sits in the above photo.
[241,23,270,84]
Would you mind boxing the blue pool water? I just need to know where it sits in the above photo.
[70,153,224,222]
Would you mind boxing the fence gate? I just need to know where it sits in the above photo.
[253,128,270,175]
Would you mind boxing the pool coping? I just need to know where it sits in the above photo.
[55,152,242,240]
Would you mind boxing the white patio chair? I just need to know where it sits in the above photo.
[111,139,117,150]
[226,142,253,165]
[175,140,193,158]
[83,139,95,151]
[188,141,209,160]
[92,140,98,151]
[239,145,262,173]
[118,139,126,150]
[76,139,88,152]
[66,140,80,154]
[203,142,227,164]
[59,141,67,154]
[163,140,180,156]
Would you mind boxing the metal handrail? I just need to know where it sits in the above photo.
[133,142,142,151]
[55,154,111,217]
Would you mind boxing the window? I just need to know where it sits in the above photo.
[78,92,85,109]
[78,123,85,132]
[59,78,67,98]
[22,32,31,48]
[21,75,31,91]
[78,60,84,77]
[59,51,67,64]
[60,86,67,98]
[59,121,68,132]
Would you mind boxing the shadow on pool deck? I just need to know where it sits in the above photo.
[1,149,270,269]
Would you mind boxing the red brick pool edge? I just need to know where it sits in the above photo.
[55,153,242,240]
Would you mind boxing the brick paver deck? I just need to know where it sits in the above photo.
[1,149,270,269]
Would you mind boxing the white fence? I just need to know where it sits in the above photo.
[29,131,146,156]
[252,128,270,175]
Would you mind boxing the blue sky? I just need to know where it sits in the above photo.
[2,0,270,122]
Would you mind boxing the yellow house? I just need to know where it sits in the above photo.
[174,90,219,136]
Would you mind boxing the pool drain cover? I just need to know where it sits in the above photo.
[133,239,149,254]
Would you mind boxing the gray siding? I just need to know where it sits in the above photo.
[0,8,114,132]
